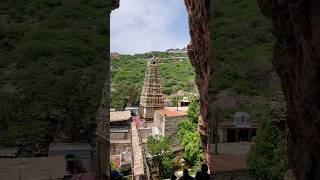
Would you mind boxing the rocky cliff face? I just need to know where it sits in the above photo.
[257,0,320,179]
[184,0,211,166]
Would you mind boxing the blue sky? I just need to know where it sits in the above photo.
[110,0,190,54]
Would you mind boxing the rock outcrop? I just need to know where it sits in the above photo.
[184,0,211,166]
[257,0,320,179]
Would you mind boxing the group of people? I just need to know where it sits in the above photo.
[171,164,210,180]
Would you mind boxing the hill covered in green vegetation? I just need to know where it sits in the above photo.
[110,51,196,109]
[212,0,282,121]
[0,0,108,155]
[212,0,275,92]
[212,0,286,179]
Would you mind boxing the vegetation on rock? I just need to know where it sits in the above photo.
[212,0,278,95]
[0,0,109,155]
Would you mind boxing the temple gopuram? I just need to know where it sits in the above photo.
[139,56,165,122]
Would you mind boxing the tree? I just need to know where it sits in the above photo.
[147,135,171,156]
[183,131,203,164]
[187,99,200,124]
[177,119,203,165]
[177,119,197,140]
[146,135,173,178]
[248,117,286,180]
[177,100,203,165]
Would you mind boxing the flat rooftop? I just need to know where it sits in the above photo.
[110,139,130,144]
[110,111,131,122]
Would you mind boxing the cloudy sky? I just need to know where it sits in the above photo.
[110,0,190,54]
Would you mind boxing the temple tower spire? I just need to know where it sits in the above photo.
[139,56,164,122]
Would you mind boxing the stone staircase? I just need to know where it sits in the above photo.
[131,122,150,179]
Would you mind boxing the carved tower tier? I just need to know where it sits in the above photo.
[139,56,164,122]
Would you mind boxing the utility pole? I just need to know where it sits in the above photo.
[176,96,178,111]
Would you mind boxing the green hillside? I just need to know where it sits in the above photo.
[211,0,282,120]
[110,51,196,109]
[212,0,277,94]
[212,0,286,179]
[0,0,108,155]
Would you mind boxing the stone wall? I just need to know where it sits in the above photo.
[110,143,131,156]
[138,127,151,143]
[110,131,130,141]
[49,144,92,172]
[164,116,187,147]
[153,112,186,147]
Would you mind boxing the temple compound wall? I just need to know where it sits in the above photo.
[153,107,188,148]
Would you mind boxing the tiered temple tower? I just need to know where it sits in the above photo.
[139,56,164,122]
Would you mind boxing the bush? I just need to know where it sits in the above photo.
[248,117,286,179]
[146,135,173,179]
[187,99,200,124]
[177,119,203,165]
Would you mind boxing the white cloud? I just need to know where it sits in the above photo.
[111,0,189,54]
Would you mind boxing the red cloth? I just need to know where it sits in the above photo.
[133,116,142,128]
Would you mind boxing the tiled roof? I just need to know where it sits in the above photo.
[110,111,131,122]
[154,108,187,117]
[164,106,188,111]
